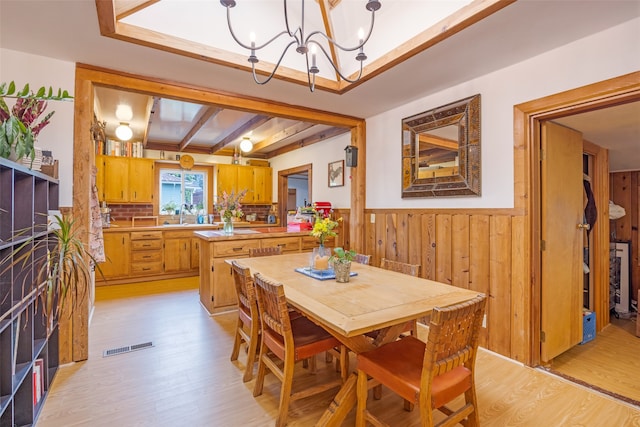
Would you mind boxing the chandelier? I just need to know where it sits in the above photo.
[220,0,382,92]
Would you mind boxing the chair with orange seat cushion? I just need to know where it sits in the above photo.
[252,272,348,427]
[229,260,260,382]
[355,294,487,427]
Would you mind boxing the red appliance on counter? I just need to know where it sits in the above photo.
[313,202,332,218]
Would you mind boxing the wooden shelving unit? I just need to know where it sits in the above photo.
[0,158,59,427]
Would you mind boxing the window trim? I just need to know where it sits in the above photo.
[154,162,214,216]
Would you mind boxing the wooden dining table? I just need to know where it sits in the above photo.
[230,252,481,426]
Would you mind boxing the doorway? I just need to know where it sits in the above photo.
[515,71,640,402]
[277,164,312,225]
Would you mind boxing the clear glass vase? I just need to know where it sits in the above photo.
[223,218,234,235]
[311,244,329,270]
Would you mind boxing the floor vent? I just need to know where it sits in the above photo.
[103,341,154,357]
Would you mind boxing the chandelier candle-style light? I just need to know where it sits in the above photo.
[219,0,382,92]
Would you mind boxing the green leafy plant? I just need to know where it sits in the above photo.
[6,215,101,323]
[162,200,178,214]
[0,81,73,162]
[329,247,357,264]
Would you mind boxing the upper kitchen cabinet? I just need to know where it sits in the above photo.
[96,155,155,203]
[216,164,272,205]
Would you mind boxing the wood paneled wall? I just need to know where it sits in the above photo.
[610,171,640,302]
[334,207,528,360]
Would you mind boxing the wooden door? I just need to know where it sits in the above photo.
[540,121,584,362]
[103,156,129,202]
[99,232,130,278]
[128,158,154,203]
[287,189,297,211]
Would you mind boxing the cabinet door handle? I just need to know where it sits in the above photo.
[232,247,243,251]
[142,267,151,271]
[143,244,151,247]
[143,255,151,259]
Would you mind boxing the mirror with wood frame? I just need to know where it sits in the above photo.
[401,94,481,197]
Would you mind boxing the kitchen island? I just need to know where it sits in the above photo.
[195,228,325,314]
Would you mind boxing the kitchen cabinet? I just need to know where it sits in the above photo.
[128,158,155,202]
[252,166,272,204]
[163,230,192,273]
[96,155,154,203]
[196,231,318,313]
[100,232,131,278]
[216,164,272,204]
[130,231,163,276]
[191,238,200,270]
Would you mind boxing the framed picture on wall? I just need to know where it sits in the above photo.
[328,160,344,187]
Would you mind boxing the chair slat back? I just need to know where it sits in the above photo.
[423,295,486,378]
[253,272,291,338]
[230,261,255,315]
[380,258,421,277]
[354,253,371,265]
[249,246,283,257]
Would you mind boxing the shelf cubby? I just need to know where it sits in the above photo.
[0,158,59,427]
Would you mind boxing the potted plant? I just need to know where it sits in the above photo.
[161,200,178,215]
[10,215,101,324]
[329,247,356,283]
[0,81,73,164]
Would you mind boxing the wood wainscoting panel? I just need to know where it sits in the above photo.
[363,209,521,359]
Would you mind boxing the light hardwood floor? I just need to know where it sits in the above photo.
[37,279,640,426]
[550,316,640,404]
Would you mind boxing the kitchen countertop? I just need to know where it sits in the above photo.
[102,221,278,232]
[194,227,309,241]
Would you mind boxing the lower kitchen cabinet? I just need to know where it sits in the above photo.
[164,231,192,273]
[100,232,131,279]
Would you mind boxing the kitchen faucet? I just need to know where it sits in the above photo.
[179,204,189,224]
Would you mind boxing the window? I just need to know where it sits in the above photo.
[159,168,207,214]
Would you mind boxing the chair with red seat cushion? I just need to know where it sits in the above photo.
[355,294,486,427]
[229,260,260,382]
[252,272,347,427]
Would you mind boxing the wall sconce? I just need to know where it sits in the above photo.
[240,136,253,153]
[115,122,133,141]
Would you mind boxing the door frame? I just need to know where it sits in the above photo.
[515,71,640,366]
[277,163,312,225]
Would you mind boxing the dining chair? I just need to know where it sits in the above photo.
[252,272,348,427]
[249,246,282,257]
[354,253,371,265]
[355,294,487,427]
[229,260,260,382]
[380,258,421,276]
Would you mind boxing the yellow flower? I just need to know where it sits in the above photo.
[310,215,341,245]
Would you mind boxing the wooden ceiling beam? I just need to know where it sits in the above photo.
[208,115,272,154]
[141,96,155,146]
[113,0,159,21]
[318,0,341,82]
[145,141,213,155]
[265,126,350,158]
[179,106,222,151]
[418,134,458,150]
[251,121,316,152]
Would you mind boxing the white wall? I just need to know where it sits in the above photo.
[366,17,640,208]
[3,16,638,210]
[288,177,309,209]
[269,132,352,208]
[1,49,75,206]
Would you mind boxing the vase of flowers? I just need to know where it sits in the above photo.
[215,189,248,235]
[310,211,341,269]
